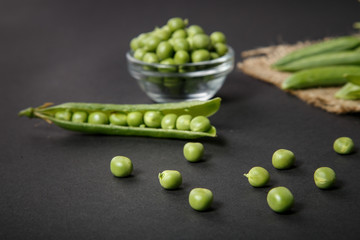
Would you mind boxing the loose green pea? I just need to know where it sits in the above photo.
[272,149,295,169]
[110,156,133,177]
[314,167,336,189]
[161,113,178,129]
[214,42,228,56]
[55,110,72,121]
[333,137,354,154]
[191,49,210,63]
[174,50,190,64]
[153,27,171,41]
[192,33,211,50]
[156,41,174,61]
[267,186,294,213]
[127,112,144,127]
[244,166,270,187]
[137,33,150,48]
[187,25,204,37]
[172,29,187,39]
[130,38,141,51]
[210,52,220,60]
[143,52,159,64]
[190,116,211,132]
[210,31,226,44]
[144,111,163,128]
[176,115,192,131]
[144,35,161,52]
[109,113,127,126]
[189,188,213,211]
[172,38,190,52]
[71,111,88,123]
[159,58,177,73]
[134,48,147,60]
[158,170,182,189]
[88,112,108,124]
[167,17,187,32]
[183,142,204,162]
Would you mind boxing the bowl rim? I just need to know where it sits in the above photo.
[126,46,234,68]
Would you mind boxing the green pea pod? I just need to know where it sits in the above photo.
[335,74,360,100]
[19,98,221,139]
[273,36,360,67]
[281,66,360,90]
[275,51,360,72]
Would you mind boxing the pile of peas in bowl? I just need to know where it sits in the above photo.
[127,17,234,103]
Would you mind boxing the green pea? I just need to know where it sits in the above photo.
[55,110,72,121]
[174,50,190,64]
[71,111,87,123]
[214,42,228,56]
[190,116,211,132]
[159,58,177,73]
[167,17,187,32]
[153,27,171,41]
[143,52,159,64]
[272,149,295,169]
[134,48,147,61]
[244,166,270,187]
[333,137,354,154]
[130,38,141,51]
[161,113,178,129]
[186,25,204,37]
[144,35,161,52]
[172,29,187,39]
[192,33,211,50]
[189,188,213,211]
[156,41,174,61]
[110,156,133,177]
[137,33,150,48]
[183,142,204,162]
[158,170,182,189]
[314,167,336,189]
[186,37,193,50]
[191,49,210,63]
[210,31,226,44]
[88,112,108,124]
[109,113,127,126]
[127,112,144,127]
[267,186,294,213]
[144,111,163,128]
[172,38,190,52]
[176,115,192,130]
[210,52,220,60]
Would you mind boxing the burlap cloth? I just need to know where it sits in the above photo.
[237,41,360,114]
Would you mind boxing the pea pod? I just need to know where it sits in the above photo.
[275,51,360,72]
[335,74,360,100]
[281,66,360,90]
[273,36,360,67]
[18,98,221,139]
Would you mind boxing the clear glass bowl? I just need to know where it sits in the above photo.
[126,47,234,102]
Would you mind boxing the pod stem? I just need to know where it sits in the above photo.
[18,107,34,118]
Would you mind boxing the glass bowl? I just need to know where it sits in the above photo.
[126,47,234,102]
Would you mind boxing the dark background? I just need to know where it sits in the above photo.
[1,0,360,239]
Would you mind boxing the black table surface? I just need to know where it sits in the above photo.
[1,0,360,239]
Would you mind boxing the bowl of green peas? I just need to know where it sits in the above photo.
[126,17,234,103]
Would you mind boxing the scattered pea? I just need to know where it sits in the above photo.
[244,166,270,187]
[190,116,211,132]
[333,137,354,154]
[110,156,133,177]
[267,186,294,213]
[127,112,144,127]
[183,142,204,162]
[88,112,108,124]
[314,167,336,189]
[109,113,127,126]
[158,170,182,189]
[189,188,213,211]
[71,111,87,123]
[272,149,295,169]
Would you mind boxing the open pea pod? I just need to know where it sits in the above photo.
[18,98,221,139]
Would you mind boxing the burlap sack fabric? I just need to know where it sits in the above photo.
[237,41,360,114]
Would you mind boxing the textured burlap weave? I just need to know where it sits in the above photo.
[237,41,360,114]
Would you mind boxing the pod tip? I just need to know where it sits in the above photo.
[18,107,34,118]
